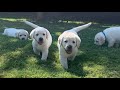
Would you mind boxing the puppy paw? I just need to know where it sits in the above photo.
[41,58,47,61]
[63,66,68,69]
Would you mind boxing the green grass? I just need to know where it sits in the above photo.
[0,18,120,78]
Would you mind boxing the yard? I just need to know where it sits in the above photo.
[0,17,120,78]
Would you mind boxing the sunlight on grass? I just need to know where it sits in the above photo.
[0,56,6,67]
[77,51,85,56]
[0,18,27,22]
[26,57,38,64]
[58,20,98,24]
[57,72,78,78]
[4,50,23,60]
[9,38,18,42]
[53,41,57,46]
[107,70,120,78]
[84,64,107,78]
[2,69,18,78]
[102,25,120,28]
[55,32,62,36]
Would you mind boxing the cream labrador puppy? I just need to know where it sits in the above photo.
[2,28,29,40]
[24,20,52,61]
[57,22,92,69]
[94,27,120,47]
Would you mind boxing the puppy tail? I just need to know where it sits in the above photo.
[72,22,92,33]
[23,20,39,28]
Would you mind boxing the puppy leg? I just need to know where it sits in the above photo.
[41,49,48,61]
[33,47,40,55]
[108,40,115,47]
[60,56,68,69]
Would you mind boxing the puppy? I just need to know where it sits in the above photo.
[24,20,52,61]
[2,28,29,40]
[57,22,92,69]
[94,27,120,47]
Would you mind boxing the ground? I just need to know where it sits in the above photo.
[0,17,120,78]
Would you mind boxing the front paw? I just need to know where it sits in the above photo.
[41,57,47,61]
[63,65,68,69]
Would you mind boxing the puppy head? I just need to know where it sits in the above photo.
[58,32,81,54]
[17,29,29,40]
[30,27,48,45]
[94,32,105,45]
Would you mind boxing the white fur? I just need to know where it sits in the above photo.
[2,28,29,40]
[57,22,92,69]
[94,27,120,47]
[24,20,52,61]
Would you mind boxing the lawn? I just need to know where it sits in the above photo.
[0,17,120,78]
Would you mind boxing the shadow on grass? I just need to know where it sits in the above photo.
[0,36,33,71]
[65,53,89,77]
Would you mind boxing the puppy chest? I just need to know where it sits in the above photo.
[35,44,47,51]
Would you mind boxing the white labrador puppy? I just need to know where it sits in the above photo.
[94,27,120,47]
[2,28,29,40]
[24,20,52,61]
[57,22,92,69]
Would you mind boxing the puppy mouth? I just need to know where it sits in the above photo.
[38,41,43,45]
[65,49,72,54]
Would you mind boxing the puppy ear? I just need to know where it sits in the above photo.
[76,36,81,49]
[45,29,50,39]
[58,35,64,46]
[100,37,105,44]
[45,30,48,39]
[26,31,29,39]
[15,32,20,37]
[30,30,35,39]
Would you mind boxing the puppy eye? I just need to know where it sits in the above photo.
[24,35,26,36]
[43,33,45,36]
[73,41,75,43]
[20,35,22,37]
[36,34,39,36]
[64,40,68,43]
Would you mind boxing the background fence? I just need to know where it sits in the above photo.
[0,12,120,24]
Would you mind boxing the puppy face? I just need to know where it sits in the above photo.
[31,27,47,45]
[94,32,105,45]
[18,30,29,40]
[59,32,81,54]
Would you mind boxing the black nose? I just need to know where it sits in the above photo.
[39,37,43,41]
[67,45,72,49]
[22,38,25,40]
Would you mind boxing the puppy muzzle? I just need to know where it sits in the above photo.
[21,38,25,40]
[65,45,72,54]
[38,37,43,45]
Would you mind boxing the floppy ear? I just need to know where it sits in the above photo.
[26,31,29,39]
[45,29,51,39]
[15,32,20,37]
[76,36,81,48]
[58,35,64,46]
[30,30,35,39]
[100,36,105,44]
[45,30,48,39]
